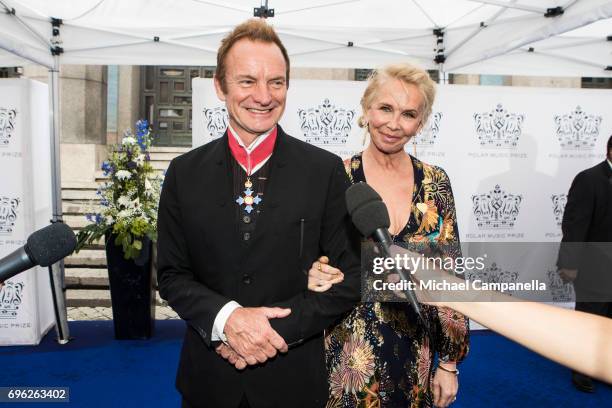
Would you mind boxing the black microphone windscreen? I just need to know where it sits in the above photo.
[351,200,390,237]
[26,223,77,267]
[345,182,382,216]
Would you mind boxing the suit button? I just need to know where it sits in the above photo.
[243,232,251,241]
[242,274,251,284]
[243,215,251,224]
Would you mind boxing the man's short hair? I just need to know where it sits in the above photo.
[216,19,290,93]
[608,134,612,154]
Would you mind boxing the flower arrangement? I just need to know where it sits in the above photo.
[75,120,163,260]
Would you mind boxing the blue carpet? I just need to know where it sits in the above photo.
[0,322,610,407]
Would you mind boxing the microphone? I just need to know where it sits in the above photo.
[345,182,428,328]
[0,222,77,282]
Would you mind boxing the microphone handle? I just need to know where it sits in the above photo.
[0,246,35,282]
[372,228,429,332]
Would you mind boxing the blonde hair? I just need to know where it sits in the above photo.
[358,63,436,129]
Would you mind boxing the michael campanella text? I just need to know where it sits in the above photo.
[372,279,547,293]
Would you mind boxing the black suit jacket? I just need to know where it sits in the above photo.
[558,160,612,296]
[157,127,361,407]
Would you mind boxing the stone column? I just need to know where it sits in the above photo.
[116,66,141,142]
[510,75,581,88]
[291,67,355,80]
[21,65,108,183]
[450,74,481,85]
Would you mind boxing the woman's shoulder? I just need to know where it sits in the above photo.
[411,154,450,181]
[343,153,364,180]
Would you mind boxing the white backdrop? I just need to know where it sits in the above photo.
[0,78,55,345]
[193,78,611,311]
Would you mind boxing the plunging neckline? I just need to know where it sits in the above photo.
[358,152,419,241]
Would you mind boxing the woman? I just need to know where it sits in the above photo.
[308,64,469,408]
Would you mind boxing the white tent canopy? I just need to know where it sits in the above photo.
[1,0,611,77]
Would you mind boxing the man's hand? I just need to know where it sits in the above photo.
[558,268,578,283]
[216,343,247,370]
[307,256,344,292]
[224,307,291,365]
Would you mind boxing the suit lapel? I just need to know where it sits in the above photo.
[251,127,293,242]
[204,132,240,242]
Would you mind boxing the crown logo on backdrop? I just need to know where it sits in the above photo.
[413,112,442,146]
[551,194,567,227]
[297,98,355,145]
[554,106,601,150]
[203,106,229,139]
[0,108,17,147]
[472,184,522,229]
[547,269,574,302]
[0,197,20,235]
[0,281,24,319]
[474,103,524,148]
[466,262,519,295]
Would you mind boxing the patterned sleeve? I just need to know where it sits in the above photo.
[428,167,470,363]
[343,157,354,183]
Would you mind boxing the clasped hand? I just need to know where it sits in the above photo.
[216,306,290,370]
[216,255,339,369]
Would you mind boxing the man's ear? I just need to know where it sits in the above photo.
[213,76,226,102]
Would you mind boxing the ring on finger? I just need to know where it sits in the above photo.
[317,262,322,272]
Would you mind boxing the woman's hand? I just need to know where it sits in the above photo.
[307,256,344,292]
[432,363,459,407]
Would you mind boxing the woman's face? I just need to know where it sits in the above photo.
[365,78,424,155]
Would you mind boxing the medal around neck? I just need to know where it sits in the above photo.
[236,178,261,214]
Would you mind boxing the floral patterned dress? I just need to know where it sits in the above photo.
[325,153,470,408]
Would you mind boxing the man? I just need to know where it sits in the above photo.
[157,19,361,408]
[558,134,612,393]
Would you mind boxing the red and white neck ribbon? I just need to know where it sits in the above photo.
[227,126,277,175]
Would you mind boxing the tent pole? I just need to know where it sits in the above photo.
[439,67,449,84]
[47,23,71,344]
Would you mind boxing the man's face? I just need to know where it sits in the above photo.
[215,39,287,143]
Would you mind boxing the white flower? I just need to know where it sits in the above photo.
[144,178,152,191]
[122,136,136,145]
[135,154,145,166]
[118,209,131,219]
[116,170,131,180]
[105,215,114,224]
[117,195,131,208]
